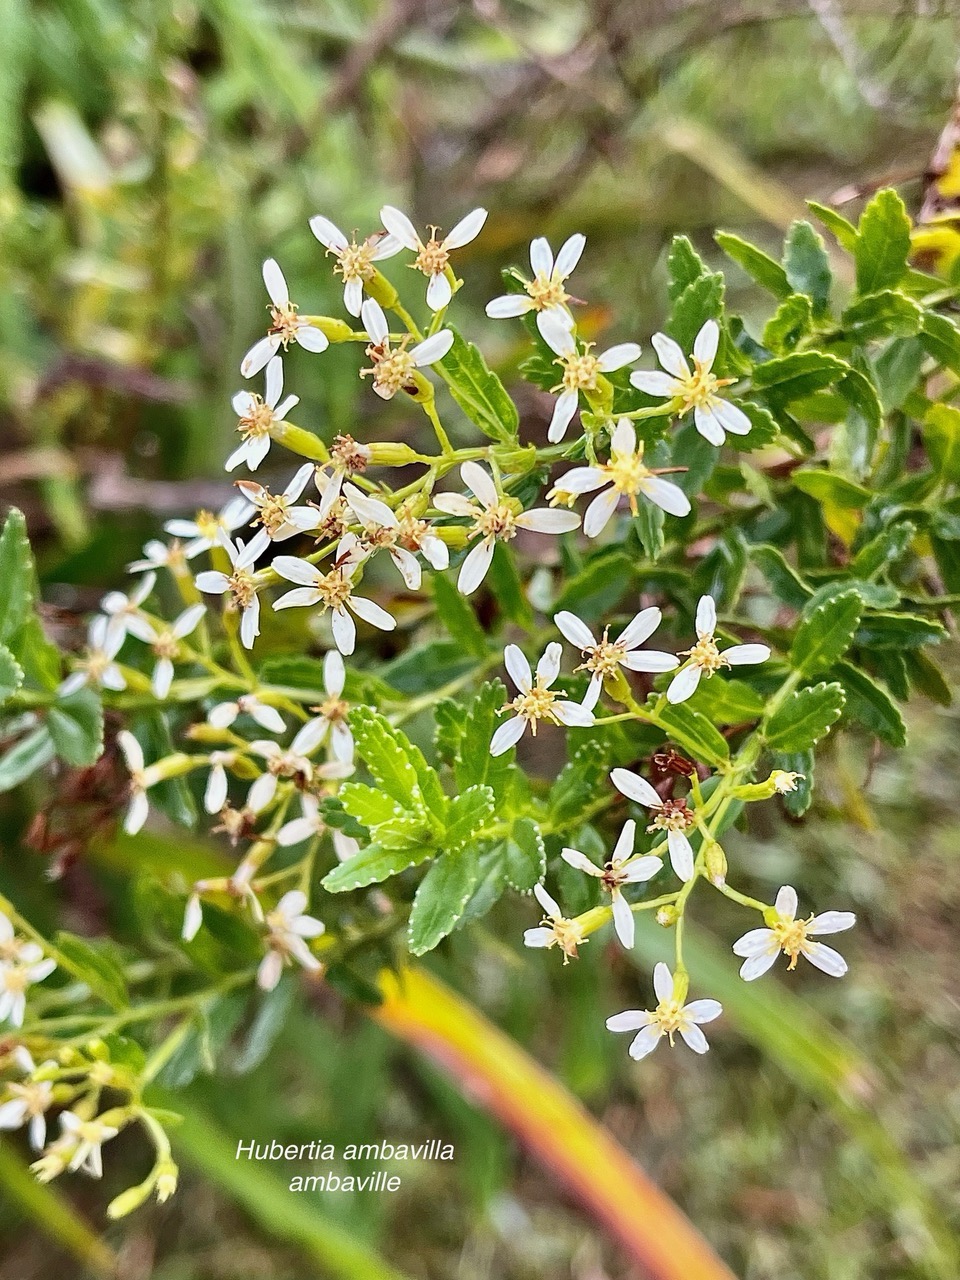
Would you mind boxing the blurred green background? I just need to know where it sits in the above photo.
[1,1,959,1277]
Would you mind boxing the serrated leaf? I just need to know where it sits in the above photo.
[0,508,34,650]
[762,294,813,354]
[0,725,55,791]
[666,235,708,299]
[841,290,921,341]
[549,740,610,824]
[763,682,845,752]
[855,189,911,295]
[654,698,730,766]
[752,544,813,608]
[667,271,724,352]
[54,932,128,1010]
[375,814,440,850]
[923,404,960,483]
[919,311,960,375]
[0,645,24,702]
[455,681,513,793]
[47,688,104,767]
[752,351,848,400]
[714,231,791,298]
[855,613,946,649]
[832,661,906,747]
[783,221,832,315]
[322,841,435,893]
[807,200,858,252]
[792,470,871,509]
[500,816,546,891]
[440,327,519,444]
[790,590,862,676]
[851,521,916,578]
[408,847,481,955]
[339,782,408,830]
[688,676,764,724]
[836,368,883,479]
[444,784,495,852]
[349,706,445,820]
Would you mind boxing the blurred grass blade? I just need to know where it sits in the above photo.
[0,1140,117,1279]
[632,917,959,1276]
[165,1095,413,1280]
[374,965,737,1280]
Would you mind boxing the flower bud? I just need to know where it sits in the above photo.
[269,421,329,463]
[731,770,804,802]
[155,1159,179,1203]
[365,269,399,309]
[107,1179,154,1220]
[367,442,422,467]
[703,840,727,887]
[656,905,679,927]
[307,316,354,343]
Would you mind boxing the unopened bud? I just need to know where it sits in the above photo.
[155,1159,179,1203]
[367,442,421,466]
[307,316,354,343]
[365,269,399,309]
[656,905,679,928]
[107,1179,153,1220]
[703,840,727,887]
[269,421,329,463]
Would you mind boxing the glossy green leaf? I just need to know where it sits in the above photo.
[0,725,55,792]
[0,645,24,703]
[322,841,434,893]
[440,327,519,443]
[714,231,790,298]
[832,661,907,747]
[783,220,831,315]
[47,687,104,767]
[763,681,845,752]
[855,189,911,295]
[655,698,730,766]
[923,404,960,483]
[408,847,481,955]
[752,350,847,400]
[790,589,862,675]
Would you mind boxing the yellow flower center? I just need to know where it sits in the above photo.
[86,650,110,680]
[602,444,652,501]
[653,998,686,1042]
[335,240,376,283]
[542,915,586,963]
[771,915,815,970]
[577,631,627,679]
[684,635,727,674]
[679,361,735,413]
[238,397,275,440]
[268,752,311,781]
[505,681,559,733]
[153,631,181,660]
[228,567,258,611]
[526,271,568,310]
[314,694,349,723]
[268,302,300,347]
[413,232,450,278]
[648,798,694,834]
[2,968,29,993]
[369,346,417,397]
[558,350,600,394]
[253,492,292,537]
[315,569,353,611]
[475,502,517,542]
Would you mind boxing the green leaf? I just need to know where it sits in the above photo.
[714,231,791,298]
[440,327,519,444]
[46,688,104,767]
[338,782,404,831]
[443,784,495,852]
[380,639,473,696]
[654,698,730,766]
[499,816,546,891]
[407,848,482,955]
[752,544,813,607]
[855,189,911,295]
[432,572,488,657]
[807,200,858,252]
[348,707,445,821]
[735,402,781,451]
[553,548,633,622]
[790,589,862,676]
[322,841,434,893]
[667,271,724,352]
[454,681,514,794]
[549,739,610,824]
[232,980,296,1075]
[0,508,34,649]
[763,682,846,752]
[854,613,946,650]
[841,291,921,341]
[0,725,55,792]
[783,221,832,315]
[762,294,813,353]
[375,815,440,851]
[688,676,765,724]
[919,310,960,375]
[0,645,24,703]
[53,932,128,1010]
[792,470,871,509]
[923,404,960,483]
[752,351,847,400]
[832,661,906,747]
[851,520,916,578]
[487,542,534,628]
[666,235,707,299]
[836,368,883,478]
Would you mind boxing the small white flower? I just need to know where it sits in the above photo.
[195,533,268,650]
[610,768,697,883]
[309,216,402,316]
[343,483,432,589]
[164,495,254,558]
[207,693,286,735]
[523,882,586,963]
[241,259,329,378]
[556,418,691,536]
[117,730,163,836]
[57,1111,120,1178]
[100,571,155,648]
[554,605,678,702]
[539,312,641,443]
[666,595,770,705]
[629,319,751,446]
[276,793,359,861]
[0,950,56,1028]
[561,821,662,950]
[0,1050,55,1150]
[126,603,206,699]
[434,461,579,596]
[491,642,596,757]
[379,205,487,310]
[733,885,856,980]
[227,356,301,472]
[486,233,585,337]
[295,649,354,763]
[202,750,237,815]
[257,890,325,991]
[246,727,352,815]
[0,914,44,971]
[272,534,397,657]
[606,963,722,1059]
[126,539,189,575]
[360,298,454,399]
[771,770,803,793]
[236,463,316,542]
[58,615,127,698]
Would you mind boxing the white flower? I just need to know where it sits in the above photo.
[164,495,254,558]
[295,649,353,763]
[117,730,163,835]
[539,312,641,443]
[485,233,585,337]
[491,642,596,757]
[610,767,697,883]
[126,539,189,575]
[434,461,579,595]
[257,890,325,991]
[523,882,586,963]
[276,793,359,862]
[126,603,206,699]
[58,1111,119,1178]
[379,205,487,310]
[246,727,352,814]
[100,571,155,648]
[556,418,691,536]
[309,216,402,316]
[561,821,662,950]
[0,1050,55,1150]
[343,483,440,589]
[666,595,770,705]
[241,259,329,378]
[0,914,44,970]
[606,963,722,1059]
[236,463,316,542]
[227,356,300,472]
[58,615,126,698]
[629,319,751,446]
[272,535,396,656]
[207,693,286,735]
[0,947,56,1028]
[202,750,237,814]
[554,605,678,702]
[733,885,856,980]
[182,893,203,942]
[195,533,268,650]
[360,298,454,399]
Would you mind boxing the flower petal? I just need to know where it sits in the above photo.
[618,606,661,649]
[490,715,526,757]
[641,476,691,517]
[504,643,532,693]
[693,318,719,366]
[804,942,848,977]
[561,848,602,876]
[667,829,695,882]
[693,404,727,446]
[724,643,771,666]
[547,391,579,443]
[414,327,454,366]
[583,487,619,538]
[295,324,329,353]
[808,910,856,935]
[739,949,780,981]
[262,258,289,307]
[241,335,280,379]
[653,961,674,1003]
[605,1009,649,1033]
[444,207,487,250]
[666,663,702,703]
[612,893,635,950]
[486,294,533,318]
[457,538,494,595]
[554,610,596,650]
[515,508,580,534]
[309,215,348,251]
[379,205,420,250]
[630,370,680,397]
[610,767,661,809]
[597,342,641,372]
[678,1023,710,1054]
[651,332,690,379]
[775,885,798,921]
[554,232,586,278]
[426,271,452,311]
[629,1024,664,1060]
[529,237,554,277]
